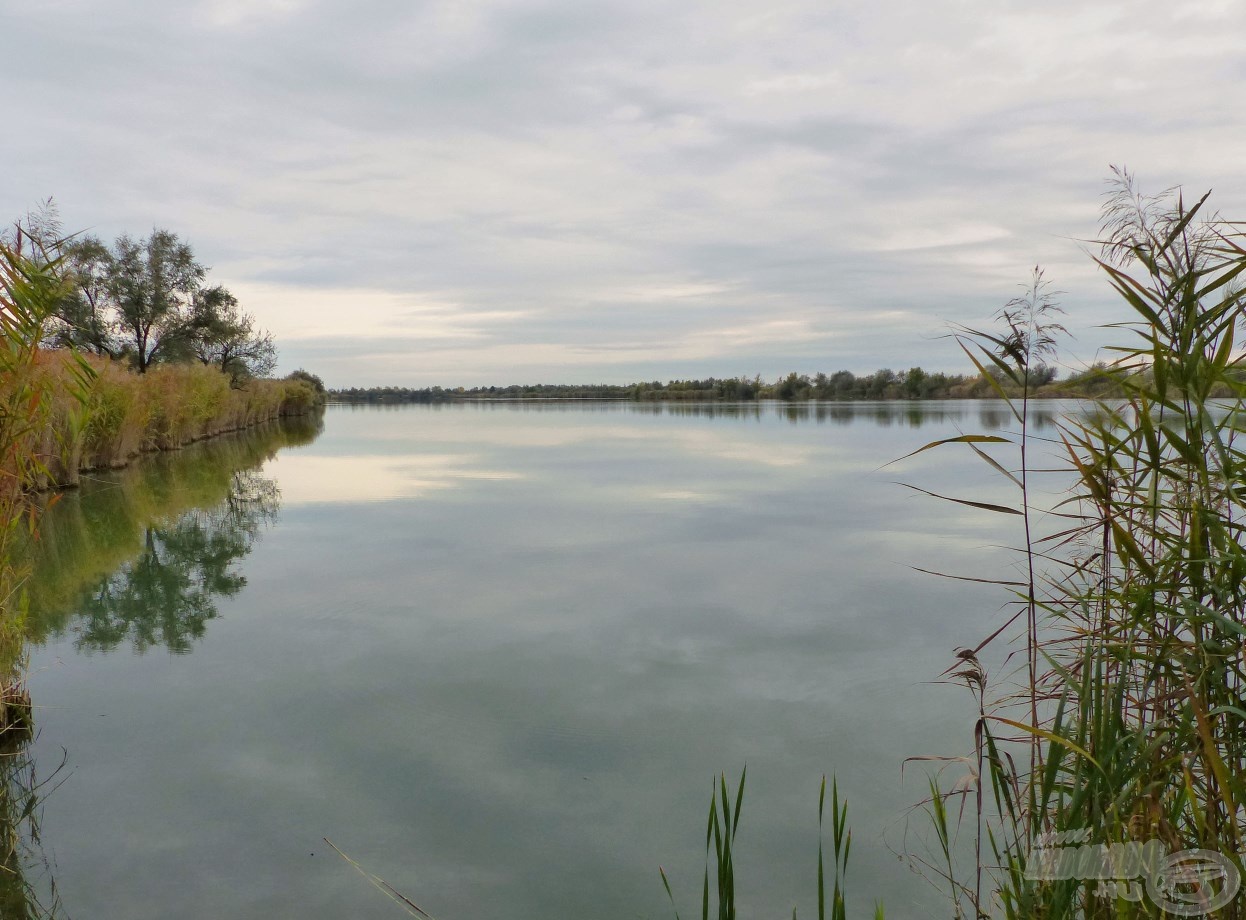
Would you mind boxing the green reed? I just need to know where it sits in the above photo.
[660,770,881,920]
[912,167,1246,918]
[0,229,78,733]
[664,169,1246,919]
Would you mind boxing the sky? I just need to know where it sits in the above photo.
[3,0,1245,388]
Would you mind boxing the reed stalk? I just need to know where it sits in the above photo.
[913,168,1246,917]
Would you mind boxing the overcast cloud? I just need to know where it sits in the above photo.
[3,0,1245,387]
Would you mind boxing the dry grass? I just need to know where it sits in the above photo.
[6,354,321,491]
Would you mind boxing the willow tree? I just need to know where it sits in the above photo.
[187,285,277,382]
[107,229,205,373]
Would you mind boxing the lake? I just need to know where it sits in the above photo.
[20,400,1063,919]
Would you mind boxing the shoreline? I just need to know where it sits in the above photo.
[36,405,324,493]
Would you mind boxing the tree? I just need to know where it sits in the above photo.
[286,368,325,395]
[0,198,111,356]
[10,208,288,387]
[1028,364,1057,388]
[107,230,205,373]
[829,370,856,398]
[901,366,927,398]
[47,234,120,356]
[776,371,810,400]
[187,285,276,382]
[866,368,895,398]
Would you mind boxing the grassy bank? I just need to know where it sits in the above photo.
[0,233,66,745]
[19,351,322,491]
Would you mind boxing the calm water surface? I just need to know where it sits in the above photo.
[23,400,1065,919]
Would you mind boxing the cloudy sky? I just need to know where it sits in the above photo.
[3,0,1244,387]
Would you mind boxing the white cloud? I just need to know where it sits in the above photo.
[744,72,842,96]
[867,223,1013,254]
[197,0,306,29]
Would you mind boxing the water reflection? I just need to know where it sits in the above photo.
[331,397,1069,428]
[71,469,279,654]
[264,452,524,505]
[25,417,318,652]
[21,401,1081,919]
[0,741,67,919]
[5,417,324,917]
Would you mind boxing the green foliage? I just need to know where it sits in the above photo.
[330,365,1094,403]
[908,168,1246,918]
[661,772,881,920]
[105,229,205,372]
[661,769,747,920]
[0,224,79,727]
[1,357,322,490]
[329,369,994,403]
[187,285,277,382]
[821,776,854,920]
[0,221,95,920]
[286,368,325,393]
[23,204,277,379]
[47,234,117,357]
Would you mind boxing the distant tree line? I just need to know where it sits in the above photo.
[329,365,1083,404]
[12,199,280,384]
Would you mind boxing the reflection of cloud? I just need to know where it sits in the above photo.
[371,418,824,469]
[266,453,523,504]
[340,406,885,476]
[675,430,814,468]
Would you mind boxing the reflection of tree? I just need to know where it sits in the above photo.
[71,469,279,654]
[21,417,317,648]
[0,418,316,918]
[0,739,68,919]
